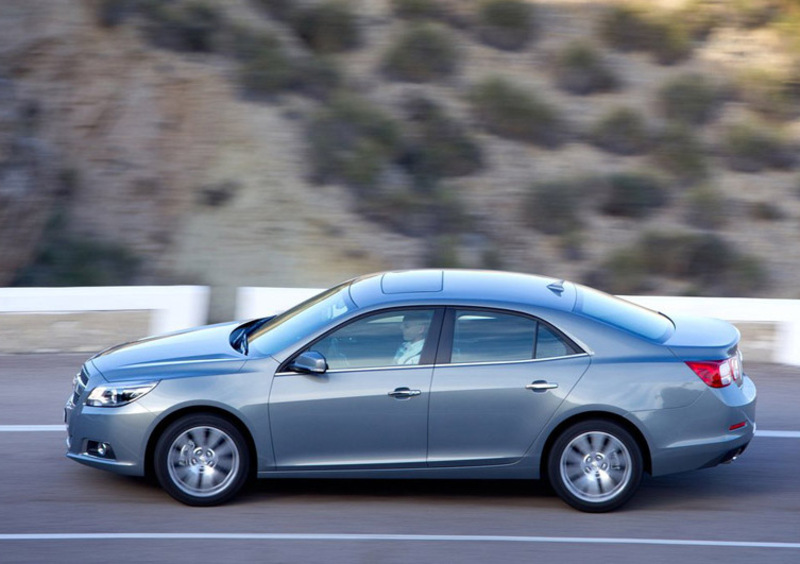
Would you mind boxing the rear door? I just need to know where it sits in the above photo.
[427,308,591,467]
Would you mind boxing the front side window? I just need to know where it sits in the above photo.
[307,309,436,370]
[450,309,580,364]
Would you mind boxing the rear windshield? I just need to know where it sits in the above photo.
[575,285,674,341]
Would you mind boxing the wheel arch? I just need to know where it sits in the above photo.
[539,411,652,479]
[144,406,258,481]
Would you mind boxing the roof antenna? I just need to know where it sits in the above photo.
[547,280,565,296]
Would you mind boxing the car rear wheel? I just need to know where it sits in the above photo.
[154,414,250,506]
[548,420,643,512]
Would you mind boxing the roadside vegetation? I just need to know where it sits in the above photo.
[74,0,800,298]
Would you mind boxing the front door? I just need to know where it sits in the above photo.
[269,308,441,469]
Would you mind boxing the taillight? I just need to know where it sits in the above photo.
[686,354,742,388]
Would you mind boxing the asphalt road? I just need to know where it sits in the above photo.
[1,354,798,564]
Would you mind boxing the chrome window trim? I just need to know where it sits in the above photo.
[275,352,590,376]
[434,352,591,368]
[276,363,435,377]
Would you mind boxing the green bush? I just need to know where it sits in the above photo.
[590,107,650,155]
[599,231,765,296]
[735,67,800,121]
[359,186,470,237]
[678,0,726,40]
[230,27,342,100]
[291,1,361,54]
[553,42,619,95]
[382,23,460,82]
[253,0,293,21]
[96,0,133,27]
[733,0,782,28]
[750,201,785,221]
[723,121,797,172]
[235,32,294,97]
[476,0,535,51]
[601,173,668,218]
[653,125,708,184]
[12,213,141,287]
[684,185,728,229]
[598,5,652,52]
[307,94,402,190]
[659,73,723,126]
[141,1,225,53]
[291,55,343,100]
[524,180,584,235]
[469,77,565,148]
[400,97,483,185]
[598,5,692,65]
[391,0,443,20]
[648,16,693,65]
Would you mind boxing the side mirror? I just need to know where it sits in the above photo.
[288,351,328,374]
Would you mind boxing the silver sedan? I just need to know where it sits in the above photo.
[65,270,756,512]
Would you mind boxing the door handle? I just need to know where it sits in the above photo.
[388,387,421,399]
[526,380,558,392]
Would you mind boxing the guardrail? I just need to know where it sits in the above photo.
[2,286,799,365]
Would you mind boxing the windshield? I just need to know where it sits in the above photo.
[248,283,357,357]
[576,285,674,341]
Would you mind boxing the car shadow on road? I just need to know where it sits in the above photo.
[247,478,559,505]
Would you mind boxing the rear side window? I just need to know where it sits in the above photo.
[536,323,579,359]
[450,310,579,364]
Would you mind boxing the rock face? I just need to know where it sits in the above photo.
[0,1,230,272]
[0,0,409,316]
[0,76,57,286]
[1,0,800,311]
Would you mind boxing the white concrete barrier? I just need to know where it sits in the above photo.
[237,287,800,366]
[235,287,322,320]
[0,286,210,336]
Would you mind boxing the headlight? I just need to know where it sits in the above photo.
[86,382,158,407]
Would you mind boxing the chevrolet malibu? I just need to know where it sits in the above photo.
[65,270,756,512]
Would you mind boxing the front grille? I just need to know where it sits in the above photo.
[71,368,89,405]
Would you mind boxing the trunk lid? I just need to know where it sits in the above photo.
[663,313,740,360]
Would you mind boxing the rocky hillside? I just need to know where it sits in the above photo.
[2,0,799,319]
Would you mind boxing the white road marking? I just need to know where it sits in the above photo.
[2,425,800,438]
[0,532,798,548]
[0,425,65,432]
[755,430,800,438]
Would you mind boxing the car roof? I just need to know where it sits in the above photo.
[348,270,578,312]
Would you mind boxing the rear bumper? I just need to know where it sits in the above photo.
[636,375,756,477]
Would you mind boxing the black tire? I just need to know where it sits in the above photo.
[154,414,250,506]
[547,419,643,512]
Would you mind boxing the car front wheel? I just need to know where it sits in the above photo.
[548,420,643,512]
[154,414,250,506]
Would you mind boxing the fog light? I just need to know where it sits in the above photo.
[87,441,116,460]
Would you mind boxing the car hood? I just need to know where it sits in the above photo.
[89,322,247,382]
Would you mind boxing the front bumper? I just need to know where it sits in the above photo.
[65,400,153,477]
